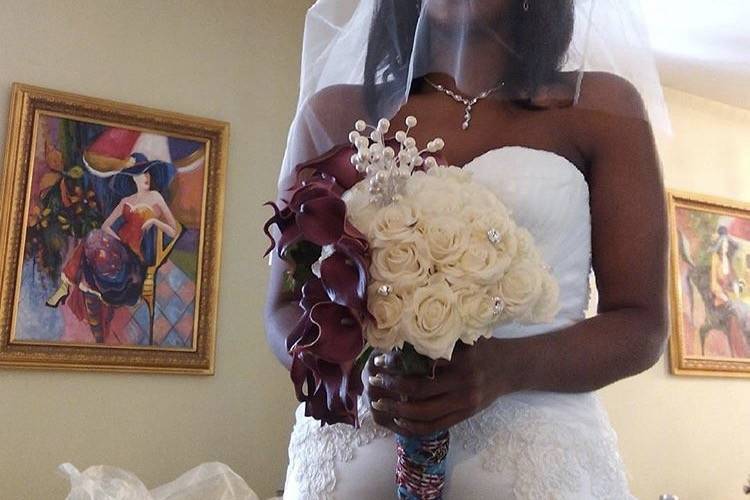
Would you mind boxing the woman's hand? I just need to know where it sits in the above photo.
[142,218,177,237]
[141,219,156,231]
[366,337,525,437]
[104,227,121,241]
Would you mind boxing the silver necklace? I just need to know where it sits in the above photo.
[424,77,505,130]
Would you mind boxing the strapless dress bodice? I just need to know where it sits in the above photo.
[464,146,592,339]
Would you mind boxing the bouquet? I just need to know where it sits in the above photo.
[265,116,559,499]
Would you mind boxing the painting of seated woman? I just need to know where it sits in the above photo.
[0,84,226,372]
[15,115,205,349]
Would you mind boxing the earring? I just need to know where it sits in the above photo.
[522,0,530,11]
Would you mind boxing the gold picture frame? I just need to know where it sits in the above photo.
[668,190,750,377]
[0,83,228,374]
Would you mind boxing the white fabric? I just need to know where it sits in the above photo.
[60,462,261,500]
[282,147,633,500]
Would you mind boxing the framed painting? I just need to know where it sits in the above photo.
[0,83,228,374]
[668,190,750,377]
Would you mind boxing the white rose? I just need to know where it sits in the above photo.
[467,211,518,274]
[365,283,410,351]
[468,210,514,244]
[454,284,497,344]
[370,240,431,290]
[500,257,544,320]
[514,227,541,261]
[422,215,470,266]
[367,283,406,330]
[342,180,379,233]
[369,201,421,247]
[461,204,485,224]
[494,230,519,273]
[365,323,403,352]
[528,272,560,323]
[426,165,472,184]
[402,276,461,360]
[444,237,509,285]
[428,191,463,217]
[404,170,428,197]
[462,185,509,216]
[409,176,463,217]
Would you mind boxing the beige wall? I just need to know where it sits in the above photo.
[0,1,305,499]
[599,88,750,500]
[0,2,748,500]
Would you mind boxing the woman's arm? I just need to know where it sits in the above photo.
[102,199,125,239]
[515,75,668,393]
[153,193,180,236]
[368,74,669,436]
[143,218,178,238]
[264,255,299,370]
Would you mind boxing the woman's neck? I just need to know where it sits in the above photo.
[425,25,512,96]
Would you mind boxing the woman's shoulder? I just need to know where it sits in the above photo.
[295,84,372,138]
[576,71,648,122]
[303,83,368,116]
[560,71,653,163]
[144,190,168,204]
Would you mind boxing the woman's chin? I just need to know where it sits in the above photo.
[423,1,509,28]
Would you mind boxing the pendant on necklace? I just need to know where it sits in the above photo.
[425,78,504,131]
[462,105,473,130]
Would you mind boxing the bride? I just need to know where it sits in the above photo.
[265,0,668,498]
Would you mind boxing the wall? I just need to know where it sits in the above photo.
[0,3,748,500]
[0,1,305,498]
[599,88,750,500]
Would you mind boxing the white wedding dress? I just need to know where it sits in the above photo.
[282,147,634,500]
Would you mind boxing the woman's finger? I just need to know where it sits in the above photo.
[370,351,406,375]
[368,371,463,400]
[369,405,405,434]
[366,380,401,403]
[370,391,470,422]
[367,354,404,402]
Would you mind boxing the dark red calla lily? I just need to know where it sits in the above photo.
[301,302,364,364]
[300,277,328,312]
[319,252,365,311]
[264,143,371,427]
[334,237,370,294]
[288,183,337,212]
[295,144,361,191]
[297,196,347,246]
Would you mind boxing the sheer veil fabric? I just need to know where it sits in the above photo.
[278,0,668,191]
